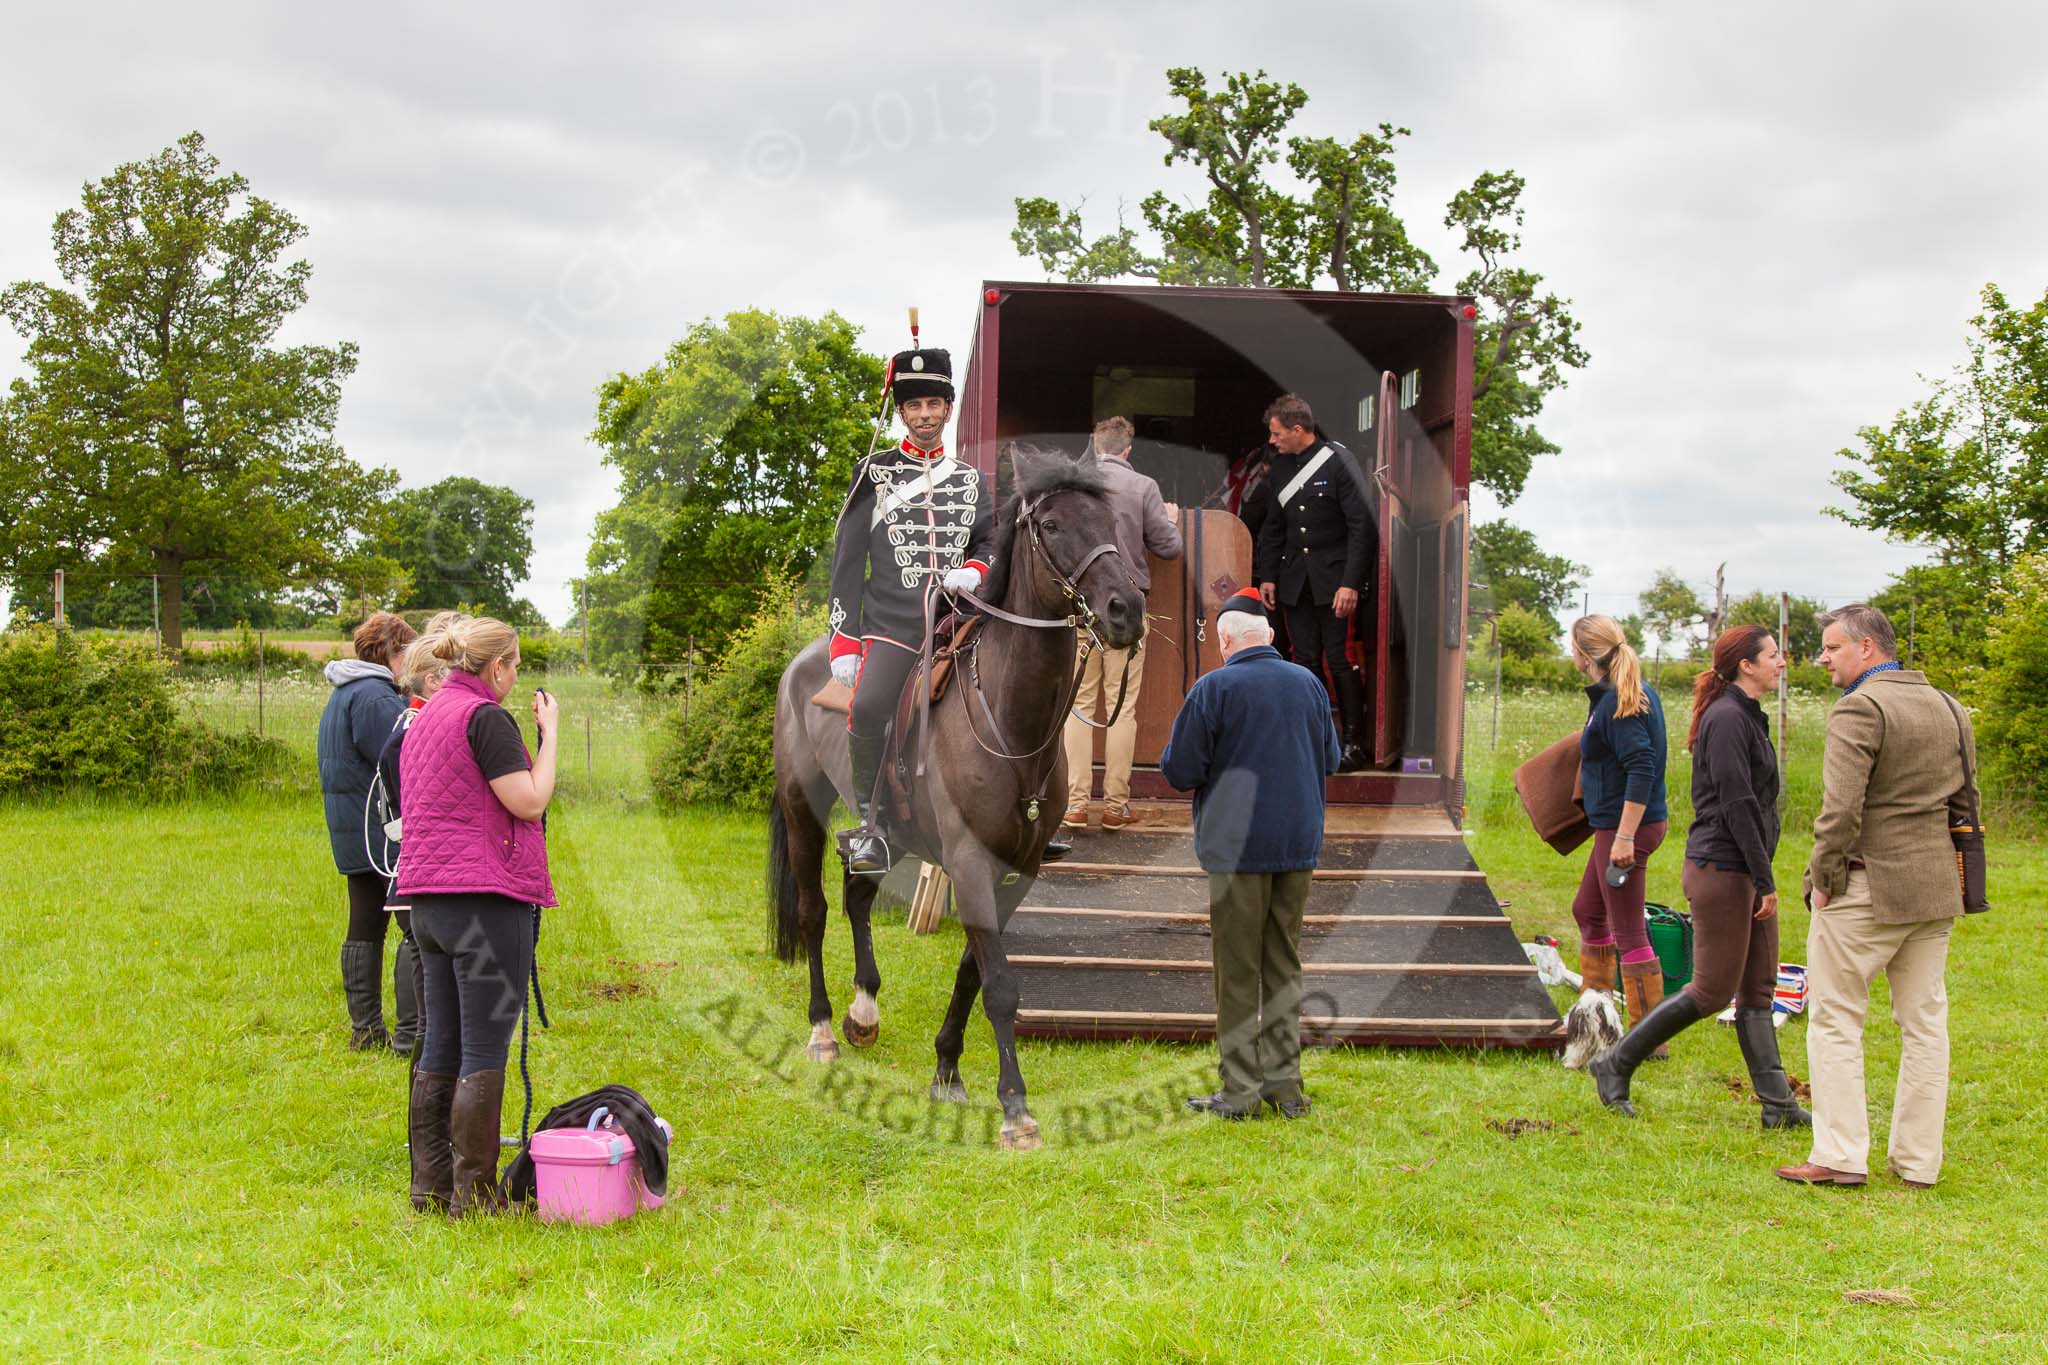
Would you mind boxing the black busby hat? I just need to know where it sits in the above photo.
[1216,588,1268,625]
[890,348,954,404]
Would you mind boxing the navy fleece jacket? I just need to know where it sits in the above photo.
[1159,645,1342,873]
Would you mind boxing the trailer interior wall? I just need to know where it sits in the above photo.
[962,283,1473,816]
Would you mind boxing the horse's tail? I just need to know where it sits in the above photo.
[767,796,803,964]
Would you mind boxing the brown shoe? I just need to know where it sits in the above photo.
[1061,804,1090,829]
[1775,1161,1866,1186]
[1100,804,1135,830]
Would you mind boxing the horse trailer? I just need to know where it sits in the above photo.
[953,280,1562,1049]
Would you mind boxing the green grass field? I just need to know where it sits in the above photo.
[3,688,2044,1362]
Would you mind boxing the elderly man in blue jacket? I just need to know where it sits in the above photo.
[1161,588,1342,1119]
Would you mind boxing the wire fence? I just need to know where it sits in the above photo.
[171,660,732,804]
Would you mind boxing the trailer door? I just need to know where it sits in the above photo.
[1371,369,1400,768]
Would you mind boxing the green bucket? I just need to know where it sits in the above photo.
[1645,903,1694,996]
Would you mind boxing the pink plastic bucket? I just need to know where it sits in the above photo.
[530,1108,666,1225]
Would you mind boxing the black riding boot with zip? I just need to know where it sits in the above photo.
[1735,1007,1813,1129]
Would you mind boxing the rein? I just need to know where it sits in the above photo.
[931,489,1132,818]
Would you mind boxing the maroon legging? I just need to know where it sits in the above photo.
[1570,822,1668,956]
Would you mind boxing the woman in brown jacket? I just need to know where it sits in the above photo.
[1591,625,1812,1128]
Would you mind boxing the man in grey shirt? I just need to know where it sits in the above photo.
[1062,416,1183,830]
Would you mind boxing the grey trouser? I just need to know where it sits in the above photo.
[1207,870,1312,1104]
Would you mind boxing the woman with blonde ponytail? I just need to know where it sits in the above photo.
[1562,615,1672,1062]
[394,614,561,1216]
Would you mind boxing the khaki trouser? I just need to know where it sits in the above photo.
[1063,641,1144,809]
[1804,868,1955,1183]
[1208,870,1312,1106]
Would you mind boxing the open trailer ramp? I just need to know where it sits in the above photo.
[1010,809,1563,1049]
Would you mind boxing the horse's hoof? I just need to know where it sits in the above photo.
[806,1023,840,1062]
[842,1013,880,1048]
[929,1080,968,1104]
[998,1116,1042,1152]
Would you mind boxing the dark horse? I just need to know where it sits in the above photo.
[767,443,1146,1150]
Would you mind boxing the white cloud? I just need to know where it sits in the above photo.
[3,0,2043,621]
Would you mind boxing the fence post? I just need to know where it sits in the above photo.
[1490,617,1502,751]
[585,711,593,778]
[53,569,64,626]
[580,581,590,673]
[1777,592,1790,786]
[684,636,696,727]
[257,630,266,736]
[152,574,161,657]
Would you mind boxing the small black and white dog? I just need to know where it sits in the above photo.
[1561,987,1624,1070]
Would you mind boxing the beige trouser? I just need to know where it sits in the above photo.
[1062,640,1144,808]
[1804,869,1955,1183]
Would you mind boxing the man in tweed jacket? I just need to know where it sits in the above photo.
[1777,604,1980,1190]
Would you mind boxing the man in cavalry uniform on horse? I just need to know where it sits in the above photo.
[825,344,995,874]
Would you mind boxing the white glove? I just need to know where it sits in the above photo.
[830,653,860,688]
[943,565,983,595]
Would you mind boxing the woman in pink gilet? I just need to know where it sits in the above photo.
[395,615,560,1216]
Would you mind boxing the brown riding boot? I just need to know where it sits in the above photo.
[1579,942,1618,997]
[408,1070,456,1213]
[448,1069,508,1217]
[1621,958,1672,1060]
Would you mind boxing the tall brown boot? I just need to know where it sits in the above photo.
[449,1069,508,1217]
[408,1070,456,1213]
[1621,958,1672,1061]
[1579,943,1618,996]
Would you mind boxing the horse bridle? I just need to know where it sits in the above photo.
[939,489,1135,817]
[955,490,1120,642]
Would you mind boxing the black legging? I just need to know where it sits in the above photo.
[345,871,391,944]
[411,893,533,1078]
[345,871,413,945]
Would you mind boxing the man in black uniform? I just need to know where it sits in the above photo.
[826,347,995,872]
[1253,393,1376,772]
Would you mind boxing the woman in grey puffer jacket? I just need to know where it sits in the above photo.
[316,612,416,1051]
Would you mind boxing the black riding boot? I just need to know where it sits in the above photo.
[390,935,420,1057]
[1589,989,1704,1117]
[847,730,889,876]
[1331,665,1369,772]
[1735,1007,1813,1129]
[340,941,388,1052]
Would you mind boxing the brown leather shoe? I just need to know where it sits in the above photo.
[1775,1161,1866,1186]
[1061,804,1090,829]
[1100,803,1135,830]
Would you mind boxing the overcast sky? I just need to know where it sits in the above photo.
[5,1,2044,626]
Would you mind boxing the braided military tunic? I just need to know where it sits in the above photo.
[827,438,995,657]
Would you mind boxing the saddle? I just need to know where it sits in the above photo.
[809,615,985,825]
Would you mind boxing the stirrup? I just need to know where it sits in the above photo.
[836,823,893,878]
